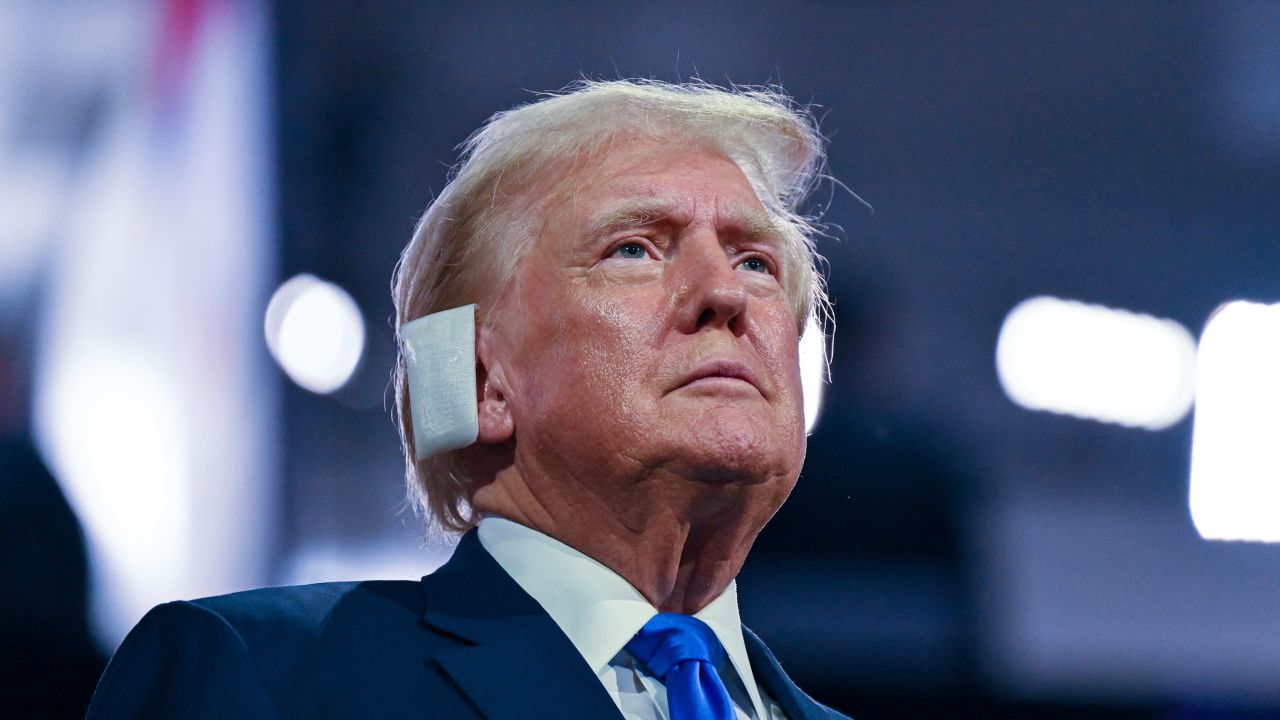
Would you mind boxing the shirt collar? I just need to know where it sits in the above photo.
[477,516,767,717]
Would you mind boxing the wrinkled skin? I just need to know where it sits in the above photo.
[469,138,807,613]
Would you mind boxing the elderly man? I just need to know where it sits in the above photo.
[87,80,848,720]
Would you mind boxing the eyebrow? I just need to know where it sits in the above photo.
[722,204,789,248]
[585,197,787,248]
[585,199,681,240]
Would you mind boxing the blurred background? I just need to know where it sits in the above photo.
[2,1,1278,718]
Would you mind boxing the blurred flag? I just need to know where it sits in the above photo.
[32,0,277,649]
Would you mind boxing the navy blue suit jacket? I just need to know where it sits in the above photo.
[86,530,848,719]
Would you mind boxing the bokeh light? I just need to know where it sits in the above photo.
[996,296,1198,430]
[1190,300,1280,543]
[800,312,827,434]
[264,274,365,394]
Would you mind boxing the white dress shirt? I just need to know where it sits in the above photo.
[478,517,788,720]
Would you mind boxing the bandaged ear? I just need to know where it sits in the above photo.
[402,304,479,459]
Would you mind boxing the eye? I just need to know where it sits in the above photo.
[612,241,649,260]
[739,256,772,274]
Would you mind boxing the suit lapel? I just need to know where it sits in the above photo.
[743,626,839,720]
[420,530,622,720]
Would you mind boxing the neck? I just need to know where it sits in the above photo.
[471,465,788,614]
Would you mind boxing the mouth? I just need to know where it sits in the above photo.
[674,359,762,395]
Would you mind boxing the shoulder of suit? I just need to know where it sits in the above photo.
[182,579,425,644]
[190,580,389,625]
[173,581,424,690]
[88,581,430,717]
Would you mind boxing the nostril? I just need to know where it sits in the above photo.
[696,307,715,327]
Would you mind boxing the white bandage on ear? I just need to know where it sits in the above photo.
[401,304,479,460]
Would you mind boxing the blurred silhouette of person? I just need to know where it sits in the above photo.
[0,349,106,719]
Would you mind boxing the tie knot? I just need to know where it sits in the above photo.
[624,613,727,679]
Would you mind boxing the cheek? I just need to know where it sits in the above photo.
[516,287,660,414]
[755,308,805,401]
[758,326,807,471]
[583,292,649,340]
[571,292,661,399]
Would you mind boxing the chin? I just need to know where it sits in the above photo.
[670,411,802,485]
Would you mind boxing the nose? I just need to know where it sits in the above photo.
[674,236,748,335]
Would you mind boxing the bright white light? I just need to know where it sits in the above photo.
[799,312,828,434]
[996,296,1197,430]
[265,274,365,394]
[1190,301,1280,542]
[34,349,191,637]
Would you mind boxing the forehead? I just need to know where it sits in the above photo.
[585,195,780,237]
[547,140,777,234]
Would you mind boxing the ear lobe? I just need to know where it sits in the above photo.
[477,377,514,444]
[475,331,514,445]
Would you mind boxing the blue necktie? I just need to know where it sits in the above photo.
[625,613,736,720]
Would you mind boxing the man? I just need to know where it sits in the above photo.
[87,80,849,719]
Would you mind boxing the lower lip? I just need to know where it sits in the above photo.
[679,376,758,395]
